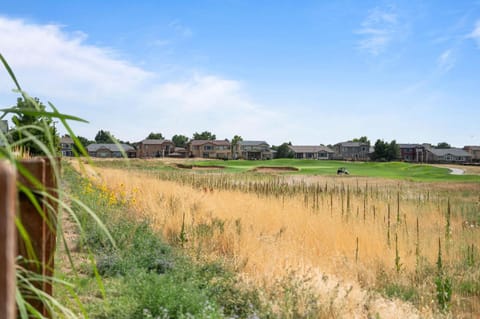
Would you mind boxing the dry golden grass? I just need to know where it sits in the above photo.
[75,163,480,318]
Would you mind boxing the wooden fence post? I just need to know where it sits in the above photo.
[0,162,16,319]
[43,158,59,302]
[17,158,47,316]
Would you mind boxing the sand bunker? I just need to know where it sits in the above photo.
[252,166,299,173]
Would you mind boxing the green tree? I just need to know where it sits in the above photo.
[372,139,399,161]
[275,142,294,158]
[386,140,400,161]
[172,134,189,148]
[231,135,243,159]
[436,142,451,149]
[193,131,216,140]
[94,130,115,144]
[146,132,164,139]
[10,97,60,156]
[353,136,371,146]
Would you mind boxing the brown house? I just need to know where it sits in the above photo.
[137,139,175,158]
[398,144,426,162]
[333,141,370,161]
[187,140,231,159]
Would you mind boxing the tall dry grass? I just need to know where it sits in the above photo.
[79,164,480,317]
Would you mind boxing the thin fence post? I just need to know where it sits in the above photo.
[0,161,16,319]
[43,157,59,303]
[17,158,47,316]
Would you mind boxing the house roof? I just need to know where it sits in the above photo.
[428,148,472,157]
[464,146,480,150]
[336,141,369,147]
[87,143,135,152]
[140,139,173,145]
[189,140,230,146]
[398,143,422,148]
[289,145,334,153]
[239,140,269,146]
[60,136,74,144]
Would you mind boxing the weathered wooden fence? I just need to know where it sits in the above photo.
[0,158,59,319]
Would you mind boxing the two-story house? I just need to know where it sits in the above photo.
[288,145,334,160]
[60,136,74,156]
[188,140,231,159]
[236,141,273,160]
[334,141,370,161]
[398,144,426,162]
[136,139,175,158]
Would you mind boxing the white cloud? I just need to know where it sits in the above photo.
[467,20,480,47]
[437,49,455,73]
[356,7,399,55]
[0,16,285,142]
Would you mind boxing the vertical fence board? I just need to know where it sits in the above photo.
[0,162,16,319]
[17,158,47,317]
[43,158,59,303]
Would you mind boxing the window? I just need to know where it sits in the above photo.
[204,145,213,151]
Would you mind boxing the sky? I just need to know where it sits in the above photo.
[0,0,479,147]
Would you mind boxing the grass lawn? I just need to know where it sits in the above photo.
[191,159,480,182]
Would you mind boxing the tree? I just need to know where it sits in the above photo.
[436,142,451,149]
[275,142,294,158]
[146,132,164,140]
[372,139,399,161]
[172,134,189,148]
[353,136,371,146]
[11,97,60,156]
[94,130,115,144]
[231,135,243,159]
[193,131,216,140]
[386,140,400,161]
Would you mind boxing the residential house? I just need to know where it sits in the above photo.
[464,146,480,162]
[87,143,136,158]
[398,144,426,162]
[137,139,175,158]
[288,145,334,160]
[424,147,472,163]
[236,140,273,160]
[333,141,370,161]
[187,140,231,159]
[60,136,74,156]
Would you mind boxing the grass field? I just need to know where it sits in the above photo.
[189,159,480,182]
[69,158,480,318]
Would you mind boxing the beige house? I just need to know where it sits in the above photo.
[87,143,136,158]
[187,140,231,159]
[333,141,370,161]
[236,141,273,160]
[288,145,334,160]
[60,136,74,157]
[464,146,480,162]
[137,139,175,158]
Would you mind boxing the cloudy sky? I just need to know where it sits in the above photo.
[1,1,479,146]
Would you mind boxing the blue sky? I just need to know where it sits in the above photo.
[1,1,479,146]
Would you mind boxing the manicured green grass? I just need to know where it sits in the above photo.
[191,159,480,182]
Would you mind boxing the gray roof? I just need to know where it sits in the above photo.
[60,136,74,144]
[140,139,173,145]
[239,140,269,146]
[87,143,135,152]
[428,148,471,157]
[289,145,334,153]
[398,143,422,148]
[336,141,369,147]
[190,140,230,146]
